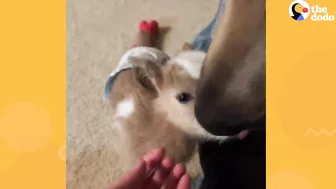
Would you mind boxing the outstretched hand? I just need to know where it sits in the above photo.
[108,148,190,189]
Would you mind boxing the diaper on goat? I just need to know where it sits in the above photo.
[104,46,170,100]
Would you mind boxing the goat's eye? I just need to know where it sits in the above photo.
[176,93,192,104]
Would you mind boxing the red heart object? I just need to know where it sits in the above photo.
[139,20,158,35]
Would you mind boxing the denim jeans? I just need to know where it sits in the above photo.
[191,0,226,53]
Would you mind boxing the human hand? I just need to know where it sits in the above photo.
[108,148,190,189]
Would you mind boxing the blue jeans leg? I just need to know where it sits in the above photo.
[191,0,226,52]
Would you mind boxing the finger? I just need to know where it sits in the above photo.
[108,159,147,189]
[176,175,191,189]
[143,148,165,174]
[142,157,174,189]
[161,164,186,189]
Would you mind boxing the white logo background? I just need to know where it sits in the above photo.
[289,0,310,20]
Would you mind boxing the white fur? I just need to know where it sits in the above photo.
[169,51,206,79]
[115,98,135,118]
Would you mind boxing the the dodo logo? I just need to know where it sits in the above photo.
[289,0,335,21]
[289,0,310,21]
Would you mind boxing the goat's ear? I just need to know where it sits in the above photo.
[130,57,163,93]
[182,42,193,51]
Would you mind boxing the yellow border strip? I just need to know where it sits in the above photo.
[267,0,336,188]
[0,0,66,188]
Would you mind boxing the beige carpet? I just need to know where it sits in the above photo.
[66,0,217,188]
